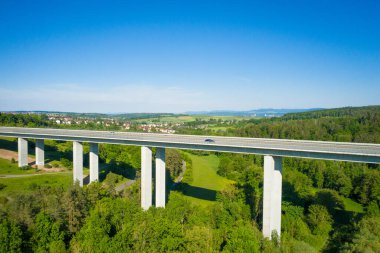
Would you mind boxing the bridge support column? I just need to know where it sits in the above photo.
[89,143,99,183]
[155,148,166,208]
[141,146,152,210]
[35,139,44,167]
[73,141,83,187]
[263,155,282,239]
[18,138,28,167]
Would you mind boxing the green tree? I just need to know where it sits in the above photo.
[63,183,88,233]
[31,212,66,253]
[184,226,213,253]
[353,170,380,205]
[307,205,332,235]
[222,224,261,253]
[343,216,380,252]
[0,219,23,253]
[166,149,183,179]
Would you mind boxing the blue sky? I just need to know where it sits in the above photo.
[0,1,379,113]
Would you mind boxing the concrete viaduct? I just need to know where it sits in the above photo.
[1,126,380,239]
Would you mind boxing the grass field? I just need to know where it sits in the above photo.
[208,126,233,132]
[0,158,37,174]
[180,153,234,206]
[333,196,364,225]
[0,173,72,196]
[0,155,73,197]
[342,196,364,213]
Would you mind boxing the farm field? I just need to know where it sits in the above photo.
[131,115,253,124]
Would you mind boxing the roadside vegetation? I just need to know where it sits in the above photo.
[0,106,379,252]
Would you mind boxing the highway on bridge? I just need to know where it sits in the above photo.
[1,126,380,239]
[0,126,379,164]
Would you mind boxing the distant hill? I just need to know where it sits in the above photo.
[185,108,324,117]
[282,105,380,120]
[0,111,109,118]
[0,111,177,120]
[4,106,378,119]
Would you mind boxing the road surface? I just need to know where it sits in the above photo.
[0,127,379,163]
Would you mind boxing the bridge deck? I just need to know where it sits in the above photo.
[0,127,379,164]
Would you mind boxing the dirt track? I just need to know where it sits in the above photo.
[0,149,34,163]
[0,149,63,172]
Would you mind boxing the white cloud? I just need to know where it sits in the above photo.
[1,81,375,113]
[0,84,216,113]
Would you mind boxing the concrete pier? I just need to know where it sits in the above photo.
[89,143,99,183]
[35,139,44,167]
[73,141,83,187]
[155,148,166,208]
[141,146,152,210]
[18,138,28,167]
[263,156,282,239]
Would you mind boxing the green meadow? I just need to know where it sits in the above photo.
[0,172,72,197]
[180,153,234,206]
[0,158,37,175]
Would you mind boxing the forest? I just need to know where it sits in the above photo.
[0,106,379,252]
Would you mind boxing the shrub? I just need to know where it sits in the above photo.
[28,183,38,190]
[104,172,123,186]
[59,158,72,169]
[307,204,332,235]
[0,183,6,191]
[20,165,32,170]
[0,196,8,204]
[51,161,60,168]
[44,164,52,168]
